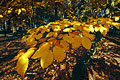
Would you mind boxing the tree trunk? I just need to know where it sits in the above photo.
[55,2,58,20]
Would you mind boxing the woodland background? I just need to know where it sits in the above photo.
[0,0,120,80]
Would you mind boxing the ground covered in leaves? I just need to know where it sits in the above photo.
[0,36,120,80]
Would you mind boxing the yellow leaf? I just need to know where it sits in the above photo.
[53,46,65,62]
[68,33,75,37]
[63,35,74,44]
[26,38,35,45]
[18,9,21,15]
[21,8,26,12]
[31,42,50,59]
[63,28,72,32]
[60,40,69,50]
[35,33,42,40]
[115,17,119,21]
[72,35,82,49]
[81,37,92,50]
[24,48,36,58]
[82,31,95,40]
[99,25,107,33]
[89,25,94,32]
[40,50,53,69]
[46,32,55,38]
[7,10,12,14]
[53,32,58,38]
[52,25,61,31]
[9,49,26,63]
[0,15,3,18]
[94,27,99,32]
[16,55,29,78]
[84,25,94,32]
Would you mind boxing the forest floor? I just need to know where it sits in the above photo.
[0,35,120,80]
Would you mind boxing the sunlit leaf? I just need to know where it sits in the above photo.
[63,35,74,44]
[24,48,36,58]
[46,32,55,38]
[115,17,119,21]
[84,25,94,32]
[26,37,36,45]
[7,10,12,14]
[89,25,94,32]
[53,32,58,38]
[53,46,65,62]
[60,40,69,50]
[31,42,50,59]
[21,8,26,12]
[81,37,92,50]
[72,35,82,49]
[18,9,21,15]
[35,33,42,40]
[94,27,100,32]
[63,28,72,32]
[99,25,107,33]
[0,15,3,18]
[9,49,26,63]
[82,31,95,40]
[16,55,29,78]
[40,50,53,69]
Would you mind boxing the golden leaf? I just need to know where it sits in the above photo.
[81,37,92,50]
[16,55,29,78]
[40,50,53,69]
[69,32,76,37]
[84,25,94,32]
[7,10,12,14]
[18,9,21,15]
[53,32,58,38]
[0,15,3,18]
[35,33,42,40]
[31,42,50,59]
[9,49,26,63]
[60,40,69,50]
[82,31,95,40]
[63,35,74,44]
[46,32,55,38]
[63,28,72,32]
[94,27,99,32]
[115,17,119,21]
[112,16,120,21]
[99,25,107,33]
[21,8,26,12]
[24,48,36,58]
[53,46,65,62]
[26,38,35,45]
[72,35,82,49]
